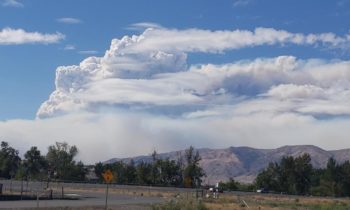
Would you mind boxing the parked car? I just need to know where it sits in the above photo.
[256,188,269,193]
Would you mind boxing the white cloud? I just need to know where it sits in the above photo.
[2,26,350,162]
[56,17,82,24]
[266,84,327,100]
[64,44,75,50]
[0,28,65,45]
[233,0,252,7]
[120,27,350,54]
[2,0,23,7]
[78,50,99,55]
[37,27,350,119]
[126,22,163,31]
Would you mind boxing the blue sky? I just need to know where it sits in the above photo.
[1,0,350,161]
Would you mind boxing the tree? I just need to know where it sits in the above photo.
[125,160,137,184]
[94,162,104,181]
[256,154,313,195]
[111,161,126,184]
[0,141,21,179]
[150,150,160,185]
[69,161,87,181]
[157,158,182,186]
[255,162,280,191]
[279,156,296,193]
[46,142,84,180]
[322,157,340,196]
[136,161,152,185]
[23,146,47,180]
[339,161,350,196]
[294,154,312,195]
[219,178,239,191]
[183,146,205,188]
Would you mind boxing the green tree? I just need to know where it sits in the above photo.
[94,162,104,181]
[219,178,239,191]
[158,158,182,186]
[255,162,280,191]
[24,146,47,180]
[339,161,350,196]
[279,156,296,193]
[183,146,205,188]
[111,161,126,184]
[125,160,137,184]
[294,154,313,195]
[0,141,21,179]
[136,161,152,185]
[150,150,160,185]
[46,142,85,180]
[321,157,341,196]
[69,161,87,181]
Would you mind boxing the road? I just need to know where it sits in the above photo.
[0,180,196,209]
[0,192,164,209]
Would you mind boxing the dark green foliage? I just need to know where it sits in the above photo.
[0,141,21,179]
[94,158,183,186]
[46,142,86,181]
[157,158,182,186]
[136,161,153,184]
[23,146,48,179]
[0,142,206,188]
[219,178,255,192]
[255,162,280,191]
[294,154,313,194]
[1,141,86,181]
[94,162,104,180]
[256,154,313,195]
[183,146,205,188]
[255,154,350,197]
[219,178,239,191]
[68,161,87,181]
[93,146,204,188]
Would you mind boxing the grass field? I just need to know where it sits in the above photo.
[152,191,350,210]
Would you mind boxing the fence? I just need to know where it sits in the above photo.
[0,179,203,199]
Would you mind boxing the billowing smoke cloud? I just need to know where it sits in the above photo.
[2,27,350,162]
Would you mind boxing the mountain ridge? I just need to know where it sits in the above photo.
[105,145,350,184]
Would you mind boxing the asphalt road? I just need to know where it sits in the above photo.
[0,180,195,209]
[0,192,164,209]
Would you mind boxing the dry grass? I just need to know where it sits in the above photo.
[17,206,150,210]
[19,183,350,210]
[202,193,350,210]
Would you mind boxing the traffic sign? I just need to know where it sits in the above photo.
[102,169,114,183]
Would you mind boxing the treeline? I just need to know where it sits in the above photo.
[4,140,350,196]
[255,154,350,197]
[0,141,205,188]
[0,141,86,181]
[94,146,205,187]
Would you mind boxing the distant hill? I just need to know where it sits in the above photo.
[105,145,350,184]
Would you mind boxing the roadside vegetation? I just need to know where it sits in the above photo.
[0,141,204,188]
[2,140,350,198]
[254,154,350,197]
[202,193,350,210]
